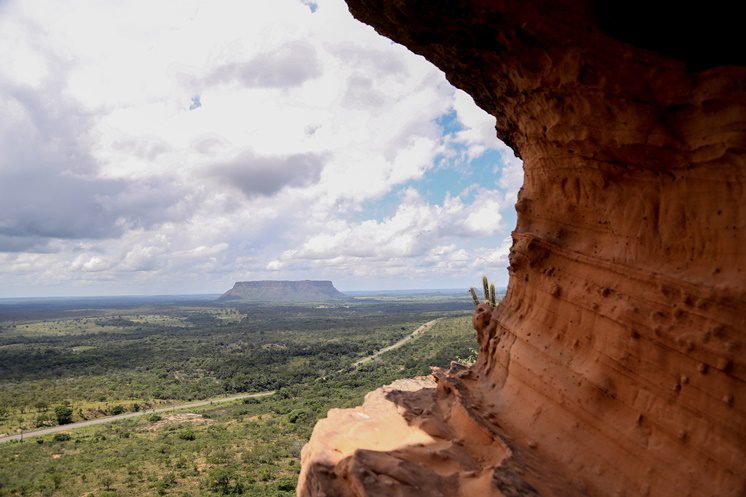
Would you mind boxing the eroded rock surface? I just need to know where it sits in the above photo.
[299,2,745,496]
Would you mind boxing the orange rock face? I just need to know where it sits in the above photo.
[299,2,746,496]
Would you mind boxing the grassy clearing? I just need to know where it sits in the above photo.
[4,318,130,337]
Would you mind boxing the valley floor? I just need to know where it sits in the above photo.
[0,295,478,497]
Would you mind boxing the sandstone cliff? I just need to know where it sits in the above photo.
[299,1,746,496]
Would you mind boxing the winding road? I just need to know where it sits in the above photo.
[0,391,274,444]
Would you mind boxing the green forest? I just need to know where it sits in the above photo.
[0,295,479,496]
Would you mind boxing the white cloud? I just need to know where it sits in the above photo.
[451,90,499,160]
[207,39,323,89]
[71,255,113,273]
[207,151,327,199]
[267,187,510,278]
[0,0,522,296]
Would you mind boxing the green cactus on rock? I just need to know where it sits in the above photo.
[469,288,480,307]
[471,276,498,307]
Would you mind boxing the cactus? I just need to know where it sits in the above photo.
[469,288,480,307]
[473,276,498,307]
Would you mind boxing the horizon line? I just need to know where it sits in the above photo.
[0,286,509,301]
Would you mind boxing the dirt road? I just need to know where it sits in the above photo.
[351,318,442,368]
[1,318,444,444]
[0,391,274,444]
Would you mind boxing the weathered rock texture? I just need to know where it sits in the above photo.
[299,2,745,496]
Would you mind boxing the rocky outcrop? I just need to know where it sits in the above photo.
[299,2,745,497]
[218,280,347,302]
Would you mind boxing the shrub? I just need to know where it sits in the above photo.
[276,477,296,492]
[53,433,71,442]
[152,472,177,496]
[202,467,244,495]
[178,430,196,441]
[100,473,114,491]
[54,406,73,425]
[287,409,307,424]
[35,413,52,428]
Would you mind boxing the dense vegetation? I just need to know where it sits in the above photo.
[0,297,468,425]
[0,295,478,496]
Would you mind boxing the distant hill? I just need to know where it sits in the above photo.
[217,280,348,303]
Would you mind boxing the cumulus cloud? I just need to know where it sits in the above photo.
[0,172,185,251]
[343,73,386,108]
[208,40,322,89]
[207,151,327,198]
[270,188,506,264]
[71,254,114,273]
[0,76,190,252]
[112,138,171,162]
[0,0,522,296]
[330,43,408,76]
[451,90,500,159]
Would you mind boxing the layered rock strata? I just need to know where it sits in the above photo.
[299,1,746,496]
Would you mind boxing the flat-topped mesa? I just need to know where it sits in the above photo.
[218,280,347,302]
[299,2,746,496]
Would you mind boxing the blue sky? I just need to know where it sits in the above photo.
[0,0,522,297]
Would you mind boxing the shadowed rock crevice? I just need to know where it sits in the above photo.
[299,375,581,497]
[299,1,745,496]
